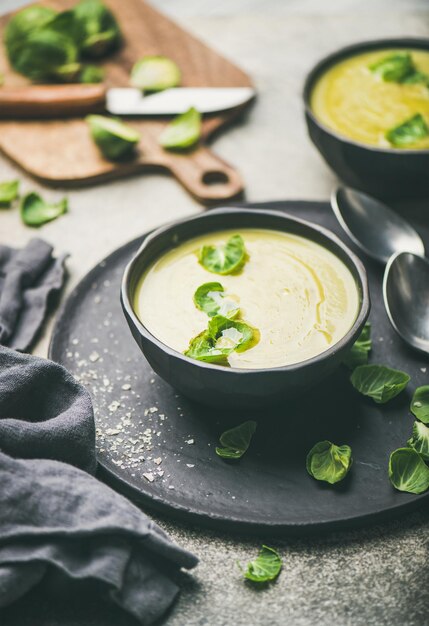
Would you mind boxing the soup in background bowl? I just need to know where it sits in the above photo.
[311,48,429,149]
[121,208,370,409]
[303,38,429,198]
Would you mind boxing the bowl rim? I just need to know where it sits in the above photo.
[121,206,370,375]
[303,37,429,156]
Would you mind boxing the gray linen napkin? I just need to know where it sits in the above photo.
[0,238,67,352]
[0,346,198,624]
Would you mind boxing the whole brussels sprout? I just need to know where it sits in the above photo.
[10,28,80,81]
[73,0,121,58]
[4,5,56,58]
[5,6,82,81]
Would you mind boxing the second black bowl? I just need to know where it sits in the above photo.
[121,207,370,409]
[304,38,429,199]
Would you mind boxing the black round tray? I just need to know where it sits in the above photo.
[49,201,429,534]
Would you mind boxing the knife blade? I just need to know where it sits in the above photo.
[0,84,255,118]
[106,87,255,115]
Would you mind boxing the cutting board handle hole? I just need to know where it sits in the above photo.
[202,171,229,186]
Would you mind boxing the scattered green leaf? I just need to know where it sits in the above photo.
[350,364,410,404]
[199,234,247,275]
[184,330,231,365]
[343,322,372,369]
[407,421,429,461]
[240,546,282,583]
[0,180,19,207]
[73,0,121,58]
[370,52,415,82]
[86,114,140,160]
[216,420,256,459]
[306,440,352,484]
[410,385,429,424]
[20,192,67,227]
[159,107,201,150]
[193,282,239,318]
[386,113,429,147]
[208,315,259,353]
[80,64,104,83]
[131,55,180,91]
[388,447,429,494]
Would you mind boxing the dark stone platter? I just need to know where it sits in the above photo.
[49,201,429,534]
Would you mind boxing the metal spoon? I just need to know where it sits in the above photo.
[330,186,428,355]
[331,186,425,264]
[383,252,429,355]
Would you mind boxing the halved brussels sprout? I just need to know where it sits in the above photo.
[73,0,121,58]
[131,56,181,91]
[86,115,140,160]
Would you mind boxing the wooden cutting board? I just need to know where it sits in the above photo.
[0,0,254,204]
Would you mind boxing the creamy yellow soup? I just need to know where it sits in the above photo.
[134,229,360,369]
[311,49,429,148]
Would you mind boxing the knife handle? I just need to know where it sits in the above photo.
[166,145,244,203]
[0,84,106,118]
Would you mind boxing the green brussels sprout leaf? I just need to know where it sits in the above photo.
[131,55,181,91]
[86,115,140,160]
[159,107,201,150]
[184,330,231,365]
[21,192,67,227]
[199,234,247,275]
[343,322,372,369]
[4,5,57,54]
[0,180,19,207]
[80,64,104,83]
[193,282,239,318]
[407,421,429,461]
[73,0,121,58]
[239,546,282,583]
[350,364,410,404]
[370,52,415,82]
[216,420,257,459]
[208,315,259,353]
[388,447,429,494]
[306,440,352,484]
[410,385,429,424]
[386,113,429,148]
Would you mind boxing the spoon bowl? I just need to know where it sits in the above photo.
[331,186,425,264]
[383,252,429,355]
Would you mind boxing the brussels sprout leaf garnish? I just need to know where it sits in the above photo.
[306,440,352,484]
[350,364,410,404]
[216,420,257,459]
[343,322,372,369]
[369,52,415,83]
[184,330,231,365]
[208,315,259,353]
[73,0,121,58]
[386,113,429,147]
[159,107,201,150]
[86,115,140,160]
[410,385,429,424]
[184,315,259,364]
[199,234,247,275]
[193,282,239,318]
[407,421,429,461]
[239,546,282,583]
[131,55,181,91]
[0,180,19,207]
[388,447,429,494]
[21,192,67,227]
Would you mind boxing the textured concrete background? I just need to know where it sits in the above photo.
[1,1,429,625]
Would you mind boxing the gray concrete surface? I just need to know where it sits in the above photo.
[1,1,429,625]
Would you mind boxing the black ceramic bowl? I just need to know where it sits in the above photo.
[304,38,429,199]
[121,207,370,409]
